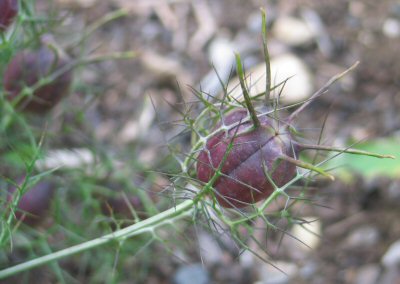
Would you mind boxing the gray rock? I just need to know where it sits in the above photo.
[197,232,224,264]
[272,16,316,47]
[382,239,400,268]
[226,53,313,105]
[344,226,380,248]
[239,250,255,269]
[247,11,262,34]
[200,37,237,95]
[257,261,298,284]
[378,267,400,284]
[247,9,276,34]
[208,37,236,75]
[290,217,322,251]
[300,8,334,57]
[355,264,381,284]
[388,180,400,201]
[173,264,210,284]
[298,261,318,280]
[383,18,400,38]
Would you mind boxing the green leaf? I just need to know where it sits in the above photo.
[327,137,399,180]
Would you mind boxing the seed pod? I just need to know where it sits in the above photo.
[3,45,73,113]
[0,0,18,32]
[197,109,297,208]
[8,180,54,225]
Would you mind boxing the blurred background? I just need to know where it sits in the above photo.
[1,0,400,283]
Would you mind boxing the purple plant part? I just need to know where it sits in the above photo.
[197,109,297,208]
[4,45,72,113]
[8,180,54,225]
[0,0,18,32]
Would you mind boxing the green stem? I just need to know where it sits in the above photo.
[280,155,335,180]
[0,200,194,279]
[234,53,260,128]
[260,8,271,102]
[297,143,395,159]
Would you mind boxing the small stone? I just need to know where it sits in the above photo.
[379,267,400,284]
[291,217,322,251]
[269,54,313,104]
[344,226,380,248]
[247,9,276,33]
[272,16,316,47]
[173,264,210,284]
[383,18,400,38]
[239,250,254,269]
[197,232,224,264]
[247,12,263,33]
[35,148,95,170]
[257,261,298,284]
[382,239,400,268]
[226,53,313,105]
[200,37,237,95]
[390,3,400,18]
[299,261,318,280]
[388,180,400,201]
[300,8,334,57]
[355,264,381,284]
[208,37,236,74]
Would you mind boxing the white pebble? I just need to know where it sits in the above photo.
[383,18,400,38]
[226,53,313,105]
[291,217,322,251]
[272,16,316,46]
[382,239,400,268]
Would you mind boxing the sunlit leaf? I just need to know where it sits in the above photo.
[328,137,399,180]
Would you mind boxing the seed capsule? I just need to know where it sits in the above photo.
[0,0,18,32]
[4,45,72,113]
[197,109,297,208]
[8,180,54,225]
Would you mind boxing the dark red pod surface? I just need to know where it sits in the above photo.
[197,109,297,208]
[0,0,18,31]
[8,180,54,225]
[3,45,72,113]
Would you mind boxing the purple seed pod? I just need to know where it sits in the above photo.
[197,109,297,208]
[0,0,18,32]
[3,45,73,113]
[8,180,54,225]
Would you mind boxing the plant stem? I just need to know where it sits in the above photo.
[0,200,195,279]
[280,155,335,180]
[296,143,395,159]
[260,8,271,103]
[234,53,260,128]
